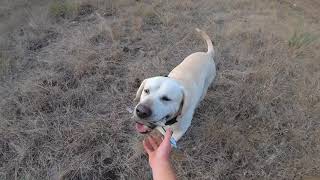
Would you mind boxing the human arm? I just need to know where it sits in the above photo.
[143,129,176,180]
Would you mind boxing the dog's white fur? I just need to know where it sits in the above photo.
[134,28,216,141]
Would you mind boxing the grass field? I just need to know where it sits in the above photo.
[0,0,320,179]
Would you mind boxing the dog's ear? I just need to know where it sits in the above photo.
[134,79,147,102]
[178,86,192,119]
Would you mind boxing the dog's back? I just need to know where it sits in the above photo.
[169,28,216,96]
[164,28,217,141]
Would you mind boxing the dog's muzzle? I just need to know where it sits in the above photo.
[135,104,152,119]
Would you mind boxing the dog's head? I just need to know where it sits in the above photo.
[133,76,184,133]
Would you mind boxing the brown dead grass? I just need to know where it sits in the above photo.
[0,0,320,179]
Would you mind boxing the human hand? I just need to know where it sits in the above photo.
[143,129,173,169]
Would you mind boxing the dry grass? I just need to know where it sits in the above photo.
[0,0,320,179]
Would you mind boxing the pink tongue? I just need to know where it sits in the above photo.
[135,123,149,133]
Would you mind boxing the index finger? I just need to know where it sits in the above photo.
[163,128,173,144]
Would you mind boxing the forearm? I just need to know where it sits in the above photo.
[151,161,176,180]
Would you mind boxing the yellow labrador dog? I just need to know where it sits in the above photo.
[133,28,216,141]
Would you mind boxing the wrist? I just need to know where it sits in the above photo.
[151,159,176,180]
[150,158,171,170]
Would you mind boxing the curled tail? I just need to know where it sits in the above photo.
[195,28,214,56]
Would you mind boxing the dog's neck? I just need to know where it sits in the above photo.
[164,115,178,125]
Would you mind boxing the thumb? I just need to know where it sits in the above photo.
[163,128,173,144]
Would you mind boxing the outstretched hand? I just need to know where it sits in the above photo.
[143,129,173,169]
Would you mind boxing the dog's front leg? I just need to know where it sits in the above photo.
[170,110,194,141]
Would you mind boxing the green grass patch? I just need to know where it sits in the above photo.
[0,54,14,78]
[288,31,318,49]
[49,1,78,19]
[135,4,161,25]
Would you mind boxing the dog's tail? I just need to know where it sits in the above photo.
[195,28,214,56]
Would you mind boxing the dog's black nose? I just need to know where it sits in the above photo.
[136,104,152,118]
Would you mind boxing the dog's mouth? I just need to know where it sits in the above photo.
[135,122,150,133]
[135,122,156,134]
[135,115,172,134]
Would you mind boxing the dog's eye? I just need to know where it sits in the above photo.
[144,89,150,94]
[161,96,171,101]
